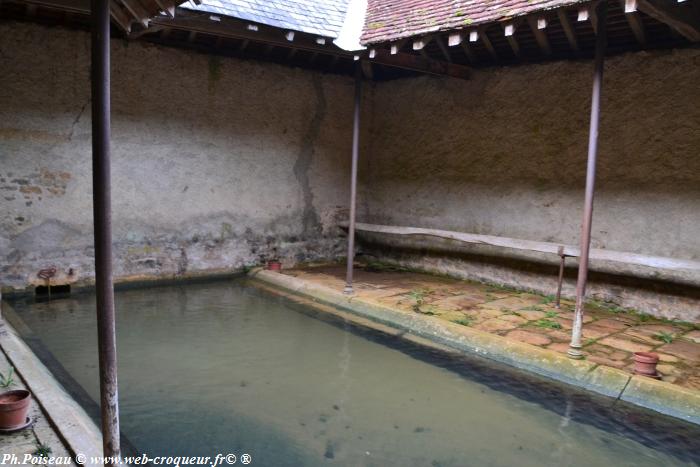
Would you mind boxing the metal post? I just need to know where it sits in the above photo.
[344,69,362,294]
[91,0,121,458]
[555,246,565,309]
[568,2,607,359]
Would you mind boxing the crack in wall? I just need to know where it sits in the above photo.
[294,74,325,239]
[68,100,89,140]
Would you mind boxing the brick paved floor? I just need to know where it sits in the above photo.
[283,264,700,391]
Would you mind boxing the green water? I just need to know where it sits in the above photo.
[9,279,699,466]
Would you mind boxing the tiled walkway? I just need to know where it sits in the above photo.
[283,264,700,391]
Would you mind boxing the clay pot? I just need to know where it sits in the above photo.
[266,261,282,272]
[633,352,660,379]
[0,390,31,429]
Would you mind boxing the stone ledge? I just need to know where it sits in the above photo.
[250,268,700,425]
[0,301,105,467]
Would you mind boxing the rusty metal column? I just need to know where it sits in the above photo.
[91,0,121,458]
[344,69,362,294]
[568,2,607,359]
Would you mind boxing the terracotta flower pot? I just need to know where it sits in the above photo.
[633,352,660,379]
[266,261,282,271]
[0,390,31,429]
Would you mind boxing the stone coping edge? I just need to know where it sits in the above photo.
[250,268,700,425]
[0,300,105,467]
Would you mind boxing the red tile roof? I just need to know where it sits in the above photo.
[361,0,588,45]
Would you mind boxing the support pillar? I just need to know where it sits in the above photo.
[568,1,607,359]
[555,246,565,309]
[91,0,121,458]
[344,69,362,294]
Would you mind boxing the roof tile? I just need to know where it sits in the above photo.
[361,0,588,45]
[183,0,349,38]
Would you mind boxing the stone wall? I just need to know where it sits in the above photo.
[360,49,700,320]
[0,22,356,292]
[2,20,698,320]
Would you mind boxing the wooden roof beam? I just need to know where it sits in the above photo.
[502,22,520,57]
[154,0,175,18]
[151,9,466,79]
[578,3,599,34]
[150,11,338,58]
[637,0,700,41]
[527,16,552,55]
[460,42,476,62]
[446,32,476,62]
[389,40,406,55]
[119,0,150,28]
[435,35,452,62]
[360,60,374,79]
[412,36,432,51]
[110,2,133,32]
[479,27,499,62]
[623,0,647,45]
[370,48,470,80]
[558,9,580,52]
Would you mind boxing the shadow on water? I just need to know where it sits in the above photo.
[244,283,700,465]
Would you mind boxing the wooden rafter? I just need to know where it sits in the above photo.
[637,0,700,42]
[119,0,151,28]
[461,43,476,63]
[360,60,373,79]
[150,9,470,80]
[154,0,174,18]
[527,16,551,55]
[370,48,470,79]
[479,27,499,61]
[446,32,475,63]
[625,11,647,45]
[557,9,580,52]
[434,35,452,62]
[502,22,520,57]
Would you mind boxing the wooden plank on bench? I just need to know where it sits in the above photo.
[352,223,700,272]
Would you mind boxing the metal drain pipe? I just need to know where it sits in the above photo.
[568,1,608,359]
[91,0,121,459]
[344,67,362,294]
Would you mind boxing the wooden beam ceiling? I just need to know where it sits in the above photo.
[637,0,700,41]
[5,0,698,80]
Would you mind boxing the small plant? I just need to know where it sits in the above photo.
[534,319,562,330]
[541,295,556,305]
[501,308,522,317]
[653,332,674,344]
[454,315,475,326]
[584,338,597,346]
[0,367,15,388]
[485,283,513,293]
[523,305,544,312]
[34,444,52,458]
[409,288,433,313]
[545,311,559,319]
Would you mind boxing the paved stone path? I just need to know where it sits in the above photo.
[0,347,75,464]
[284,264,700,391]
